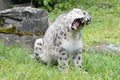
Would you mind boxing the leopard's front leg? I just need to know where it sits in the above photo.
[54,31,69,69]
[73,49,82,68]
[55,46,69,69]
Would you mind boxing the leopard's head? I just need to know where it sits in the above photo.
[67,8,91,30]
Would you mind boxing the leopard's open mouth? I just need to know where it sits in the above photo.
[71,18,85,30]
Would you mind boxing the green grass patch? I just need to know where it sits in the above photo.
[0,43,120,80]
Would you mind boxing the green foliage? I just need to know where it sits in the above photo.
[36,0,73,11]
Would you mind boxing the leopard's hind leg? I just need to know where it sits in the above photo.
[34,38,43,62]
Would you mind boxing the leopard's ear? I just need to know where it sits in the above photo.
[67,8,85,23]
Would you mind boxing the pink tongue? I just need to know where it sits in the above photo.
[72,22,79,30]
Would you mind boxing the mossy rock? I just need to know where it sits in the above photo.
[0,26,16,34]
[0,26,43,36]
[0,17,4,26]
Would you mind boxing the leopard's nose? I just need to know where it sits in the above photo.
[86,18,91,25]
[35,53,39,56]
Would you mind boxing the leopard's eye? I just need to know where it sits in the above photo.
[83,12,86,15]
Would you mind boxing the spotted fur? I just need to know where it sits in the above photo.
[34,8,91,69]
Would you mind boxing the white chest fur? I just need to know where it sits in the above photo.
[61,30,82,54]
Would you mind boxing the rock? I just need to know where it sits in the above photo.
[0,0,13,11]
[12,2,35,7]
[0,0,37,11]
[84,42,120,53]
[0,7,48,50]
[0,33,39,51]
[0,6,48,35]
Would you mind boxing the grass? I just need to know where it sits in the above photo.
[0,0,120,80]
[0,43,120,80]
